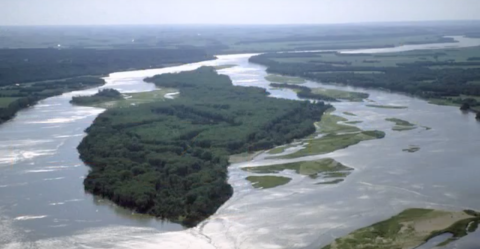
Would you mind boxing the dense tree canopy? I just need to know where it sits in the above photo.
[71,88,122,106]
[78,67,330,227]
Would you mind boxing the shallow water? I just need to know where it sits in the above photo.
[1,38,480,248]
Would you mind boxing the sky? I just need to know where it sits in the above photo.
[1,0,480,26]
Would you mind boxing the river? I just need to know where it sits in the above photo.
[1,37,480,249]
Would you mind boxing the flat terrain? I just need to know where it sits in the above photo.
[322,209,480,249]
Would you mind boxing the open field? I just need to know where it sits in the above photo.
[278,130,385,159]
[322,209,480,249]
[311,88,368,102]
[246,176,292,189]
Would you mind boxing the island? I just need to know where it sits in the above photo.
[76,67,331,227]
[70,88,123,106]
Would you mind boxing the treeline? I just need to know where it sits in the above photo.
[0,48,213,87]
[78,67,330,227]
[250,53,480,106]
[0,77,105,123]
[270,83,337,101]
[71,88,122,106]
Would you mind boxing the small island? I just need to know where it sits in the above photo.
[70,88,123,106]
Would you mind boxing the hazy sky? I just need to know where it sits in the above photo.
[1,0,480,26]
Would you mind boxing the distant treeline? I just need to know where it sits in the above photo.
[0,48,213,87]
[78,67,330,227]
[250,53,480,100]
[0,77,105,123]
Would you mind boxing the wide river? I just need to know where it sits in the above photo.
[1,36,480,249]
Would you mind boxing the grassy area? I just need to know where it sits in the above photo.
[265,74,306,84]
[311,88,369,102]
[322,208,480,249]
[242,158,352,179]
[403,146,420,153]
[366,104,408,109]
[246,176,292,189]
[213,64,237,70]
[386,118,417,131]
[267,143,304,155]
[315,112,361,134]
[76,88,178,109]
[278,130,385,159]
[316,179,344,185]
[0,97,20,108]
[345,121,363,124]
[343,112,356,116]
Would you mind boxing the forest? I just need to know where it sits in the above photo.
[250,50,480,111]
[0,76,104,123]
[77,67,330,227]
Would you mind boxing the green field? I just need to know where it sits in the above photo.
[242,158,352,179]
[278,131,385,159]
[315,112,361,134]
[311,88,369,102]
[246,176,292,189]
[386,118,417,131]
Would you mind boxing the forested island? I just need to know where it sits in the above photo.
[70,88,123,106]
[250,47,480,115]
[0,48,213,124]
[77,67,330,226]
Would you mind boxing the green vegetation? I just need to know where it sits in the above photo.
[71,88,123,106]
[267,143,304,155]
[0,49,212,87]
[0,48,212,124]
[403,146,420,153]
[242,158,352,179]
[386,118,417,131]
[78,67,330,227]
[322,208,480,249]
[265,74,306,84]
[71,88,178,109]
[345,121,362,124]
[246,176,291,189]
[311,88,369,102]
[0,97,20,108]
[316,179,344,185]
[315,112,360,134]
[343,112,356,116]
[278,131,385,159]
[366,105,408,109]
[270,83,338,101]
[0,76,105,124]
[213,64,237,70]
[250,46,480,118]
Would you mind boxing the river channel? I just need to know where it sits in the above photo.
[1,36,480,248]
